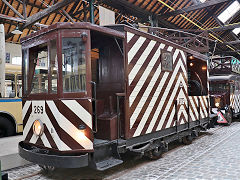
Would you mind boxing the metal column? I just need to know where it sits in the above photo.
[89,0,95,24]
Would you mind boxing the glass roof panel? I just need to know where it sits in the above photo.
[218,1,240,23]
[233,27,240,35]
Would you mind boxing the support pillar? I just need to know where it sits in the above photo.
[0,24,5,98]
[89,0,95,24]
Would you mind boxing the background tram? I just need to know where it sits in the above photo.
[209,56,240,124]
[0,64,22,137]
[19,22,212,170]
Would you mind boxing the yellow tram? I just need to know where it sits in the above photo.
[0,63,22,137]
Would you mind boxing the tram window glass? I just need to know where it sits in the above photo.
[29,43,48,94]
[22,49,28,95]
[62,38,86,92]
[230,83,235,94]
[50,40,58,93]
[5,74,15,98]
[209,83,229,92]
[17,75,22,97]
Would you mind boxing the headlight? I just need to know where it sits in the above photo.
[33,120,44,136]
[215,102,220,107]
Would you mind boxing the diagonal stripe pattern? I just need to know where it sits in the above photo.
[127,32,210,138]
[22,99,93,151]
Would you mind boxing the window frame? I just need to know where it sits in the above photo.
[58,29,91,99]
[22,32,59,99]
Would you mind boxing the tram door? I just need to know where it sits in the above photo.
[90,31,124,140]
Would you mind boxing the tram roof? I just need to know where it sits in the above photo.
[21,22,125,43]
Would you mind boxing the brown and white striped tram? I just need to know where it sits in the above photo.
[19,22,212,170]
[209,56,240,125]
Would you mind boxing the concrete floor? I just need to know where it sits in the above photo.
[0,135,30,171]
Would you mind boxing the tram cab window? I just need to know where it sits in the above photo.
[209,83,229,92]
[29,43,48,94]
[17,74,22,97]
[62,38,86,92]
[230,83,235,94]
[5,74,15,98]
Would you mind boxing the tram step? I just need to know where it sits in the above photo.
[95,157,123,171]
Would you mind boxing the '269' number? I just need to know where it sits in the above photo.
[34,106,44,114]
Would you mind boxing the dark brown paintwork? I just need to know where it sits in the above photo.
[22,22,209,152]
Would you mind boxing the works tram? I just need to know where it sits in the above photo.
[19,22,212,170]
[209,56,240,124]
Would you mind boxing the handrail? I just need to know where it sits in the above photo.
[90,81,97,133]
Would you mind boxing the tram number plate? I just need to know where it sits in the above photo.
[33,105,44,114]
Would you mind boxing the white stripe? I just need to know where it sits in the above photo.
[42,113,70,150]
[62,100,92,129]
[47,101,93,150]
[173,49,180,63]
[189,108,196,121]
[189,97,198,121]
[199,97,207,117]
[29,134,38,144]
[202,96,208,116]
[128,40,157,85]
[128,36,146,64]
[41,133,52,148]
[167,46,173,52]
[165,107,175,129]
[22,101,31,119]
[180,50,186,62]
[127,32,134,43]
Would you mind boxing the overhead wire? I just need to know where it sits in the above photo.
[157,0,240,55]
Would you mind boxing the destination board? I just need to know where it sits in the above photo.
[231,57,240,74]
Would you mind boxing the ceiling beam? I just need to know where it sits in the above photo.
[5,0,74,40]
[222,40,240,45]
[23,0,75,28]
[2,0,24,19]
[208,22,240,32]
[160,0,233,18]
[0,13,25,23]
[215,50,240,53]
[0,14,48,28]
[99,0,177,28]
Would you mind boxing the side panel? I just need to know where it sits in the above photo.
[125,30,188,138]
[189,96,209,122]
[22,99,93,152]
[0,98,22,132]
[230,93,240,114]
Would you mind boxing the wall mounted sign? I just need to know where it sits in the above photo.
[161,50,173,72]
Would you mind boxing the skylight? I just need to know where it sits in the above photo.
[199,0,206,3]
[233,27,240,35]
[218,1,240,23]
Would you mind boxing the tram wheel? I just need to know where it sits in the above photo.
[0,117,15,137]
[147,147,163,160]
[182,135,193,145]
[39,165,55,173]
[226,111,233,125]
